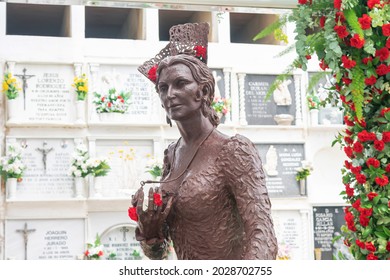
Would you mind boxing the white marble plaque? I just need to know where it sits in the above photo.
[100,224,144,260]
[271,210,304,260]
[95,65,160,123]
[94,139,154,197]
[13,64,76,123]
[5,219,85,260]
[16,138,75,200]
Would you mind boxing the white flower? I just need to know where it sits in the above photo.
[74,170,82,177]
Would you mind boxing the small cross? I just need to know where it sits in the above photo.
[120,227,130,242]
[16,223,36,260]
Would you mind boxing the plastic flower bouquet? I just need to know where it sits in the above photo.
[2,72,20,100]
[307,94,321,110]
[69,144,94,178]
[93,88,131,113]
[87,157,111,177]
[72,74,88,101]
[0,143,26,181]
[211,97,230,117]
[145,154,163,180]
[84,234,105,260]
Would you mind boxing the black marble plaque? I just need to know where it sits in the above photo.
[244,75,295,125]
[256,143,304,198]
[313,206,352,260]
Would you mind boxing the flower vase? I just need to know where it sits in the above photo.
[76,100,86,124]
[7,98,19,122]
[299,179,306,196]
[74,177,85,198]
[7,178,18,199]
[93,176,103,197]
[99,112,123,122]
[310,109,319,126]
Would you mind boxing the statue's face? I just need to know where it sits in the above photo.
[157,63,202,121]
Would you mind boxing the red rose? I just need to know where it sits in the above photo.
[360,215,370,227]
[362,57,373,64]
[194,45,207,61]
[319,59,328,70]
[357,130,376,142]
[298,0,308,4]
[334,25,349,38]
[148,65,158,82]
[351,165,362,174]
[353,142,364,153]
[367,192,378,201]
[365,76,377,86]
[360,208,373,217]
[352,199,361,209]
[346,184,354,197]
[375,47,390,61]
[387,38,390,49]
[367,0,380,9]
[356,173,367,184]
[382,23,390,36]
[153,193,163,206]
[356,240,365,249]
[376,64,389,76]
[366,158,380,168]
[344,116,354,126]
[374,140,385,151]
[386,163,390,173]
[107,102,112,108]
[342,77,352,85]
[344,136,353,145]
[334,0,342,10]
[319,16,326,28]
[341,55,356,69]
[358,14,372,29]
[128,207,138,221]
[365,242,376,252]
[305,54,312,60]
[382,132,390,143]
[355,117,367,128]
[98,251,104,256]
[345,160,351,169]
[367,253,378,260]
[335,12,345,23]
[345,211,357,231]
[387,241,390,252]
[344,146,354,158]
[375,175,389,186]
[350,34,365,49]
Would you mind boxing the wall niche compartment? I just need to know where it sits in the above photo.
[85,6,144,40]
[6,3,71,37]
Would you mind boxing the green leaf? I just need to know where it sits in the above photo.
[374,231,388,239]
[383,226,390,237]
[253,15,287,41]
[362,226,372,238]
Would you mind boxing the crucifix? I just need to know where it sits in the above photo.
[36,141,54,174]
[16,223,36,260]
[120,227,130,242]
[15,68,35,110]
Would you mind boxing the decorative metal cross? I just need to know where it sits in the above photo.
[16,223,36,260]
[120,227,130,242]
[15,68,35,110]
[36,141,54,174]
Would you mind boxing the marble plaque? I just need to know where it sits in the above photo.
[244,75,296,125]
[5,219,85,260]
[16,138,75,200]
[94,139,154,197]
[256,144,305,197]
[100,224,144,260]
[313,206,352,260]
[95,65,160,122]
[13,64,75,123]
[272,210,304,260]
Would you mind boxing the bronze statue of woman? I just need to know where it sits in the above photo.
[131,23,278,260]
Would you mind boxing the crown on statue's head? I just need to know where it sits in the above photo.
[138,22,209,84]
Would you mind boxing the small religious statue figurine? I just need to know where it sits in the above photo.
[273,79,292,106]
[131,22,277,260]
[36,141,54,174]
[264,145,279,177]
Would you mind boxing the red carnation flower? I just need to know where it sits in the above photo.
[367,253,378,260]
[360,215,370,227]
[319,16,326,28]
[375,47,390,61]
[353,142,364,153]
[358,14,372,29]
[345,160,352,169]
[382,23,390,36]
[351,165,362,174]
[128,207,138,222]
[356,240,366,249]
[357,130,376,142]
[345,210,356,231]
[362,56,373,64]
[148,65,158,83]
[376,64,389,76]
[194,45,207,61]
[367,0,380,9]
[386,163,390,173]
[356,173,367,184]
[334,0,342,9]
[350,34,365,49]
[344,136,353,145]
[342,77,352,85]
[365,76,377,86]
[382,132,390,143]
[374,140,385,151]
[345,184,354,197]
[344,116,354,126]
[375,175,389,186]
[341,55,356,69]
[361,208,373,217]
[365,242,376,252]
[344,146,354,158]
[366,158,380,168]
[352,199,361,209]
[334,25,349,38]
[355,117,367,128]
[367,192,378,201]
[335,12,345,23]
[387,38,390,49]
[305,54,312,60]
[153,193,163,207]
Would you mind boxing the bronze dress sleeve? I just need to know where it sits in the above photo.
[220,135,278,260]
